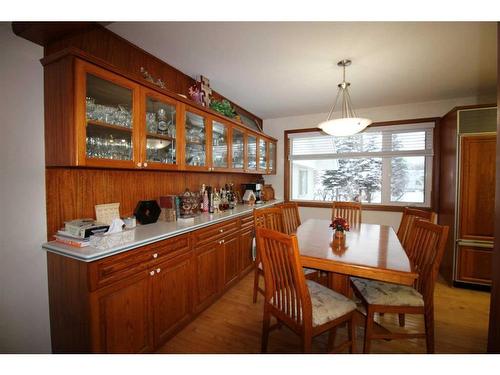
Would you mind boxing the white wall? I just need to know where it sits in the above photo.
[263,96,490,230]
[0,23,51,353]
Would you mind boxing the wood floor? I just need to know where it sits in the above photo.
[156,272,491,354]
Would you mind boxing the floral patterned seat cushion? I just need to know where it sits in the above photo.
[306,280,357,327]
[350,277,424,307]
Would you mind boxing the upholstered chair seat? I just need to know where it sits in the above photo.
[307,280,357,326]
[350,277,424,307]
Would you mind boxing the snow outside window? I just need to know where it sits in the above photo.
[288,123,434,207]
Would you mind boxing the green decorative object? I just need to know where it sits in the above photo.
[209,99,237,119]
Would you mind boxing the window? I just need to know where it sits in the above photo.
[287,122,434,207]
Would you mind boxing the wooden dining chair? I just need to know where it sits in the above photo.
[331,201,362,227]
[397,207,437,254]
[350,220,449,353]
[277,202,301,235]
[256,227,357,353]
[253,207,318,303]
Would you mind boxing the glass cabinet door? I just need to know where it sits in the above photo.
[144,95,177,166]
[247,134,257,172]
[184,110,207,167]
[212,120,228,169]
[85,74,134,162]
[232,128,244,169]
[268,141,276,174]
[259,138,268,171]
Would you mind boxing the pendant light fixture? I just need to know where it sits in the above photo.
[318,59,372,136]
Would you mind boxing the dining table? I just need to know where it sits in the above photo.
[296,218,418,296]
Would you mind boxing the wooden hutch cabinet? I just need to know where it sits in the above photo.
[42,49,277,174]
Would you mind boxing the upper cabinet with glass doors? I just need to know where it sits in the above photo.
[211,120,229,170]
[78,60,140,168]
[246,134,257,173]
[43,53,277,174]
[183,106,209,171]
[231,127,245,171]
[258,138,268,173]
[268,141,276,175]
[142,89,180,169]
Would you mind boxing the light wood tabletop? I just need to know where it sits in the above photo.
[297,219,418,286]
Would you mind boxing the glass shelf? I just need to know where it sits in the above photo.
[85,74,134,161]
[269,142,276,172]
[212,120,228,168]
[232,128,244,169]
[145,95,177,165]
[247,134,257,171]
[86,123,132,160]
[185,111,206,167]
[259,138,268,170]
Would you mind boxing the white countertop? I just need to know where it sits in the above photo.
[42,200,282,262]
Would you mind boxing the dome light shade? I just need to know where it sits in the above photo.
[318,59,372,137]
[318,117,371,136]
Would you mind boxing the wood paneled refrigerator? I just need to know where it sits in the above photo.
[439,106,497,287]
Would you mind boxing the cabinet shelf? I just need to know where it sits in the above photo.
[146,132,175,141]
[87,120,133,133]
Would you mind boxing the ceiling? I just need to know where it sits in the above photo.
[107,22,497,119]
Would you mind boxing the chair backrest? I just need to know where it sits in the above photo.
[406,220,449,304]
[397,208,437,251]
[331,201,362,226]
[278,202,301,235]
[256,227,311,331]
[253,207,285,232]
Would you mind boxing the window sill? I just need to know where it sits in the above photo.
[293,200,433,213]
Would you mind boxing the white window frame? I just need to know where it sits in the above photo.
[288,122,435,207]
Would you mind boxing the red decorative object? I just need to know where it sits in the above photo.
[330,217,350,232]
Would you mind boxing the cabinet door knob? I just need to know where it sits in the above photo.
[152,253,158,259]
[156,268,161,274]
[221,239,225,244]
[149,270,155,276]
[219,229,224,233]
[137,162,142,167]
[143,162,148,167]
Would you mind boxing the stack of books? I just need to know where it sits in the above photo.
[54,230,90,248]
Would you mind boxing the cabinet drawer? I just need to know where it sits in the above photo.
[89,234,190,290]
[240,214,254,230]
[456,245,492,285]
[193,219,239,246]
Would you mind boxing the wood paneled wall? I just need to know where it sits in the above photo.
[46,167,260,238]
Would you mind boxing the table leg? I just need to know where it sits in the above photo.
[327,272,352,297]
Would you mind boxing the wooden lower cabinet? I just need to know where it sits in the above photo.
[90,271,154,353]
[153,253,193,346]
[194,241,223,311]
[223,233,241,287]
[456,245,493,285]
[47,217,255,353]
[240,227,254,271]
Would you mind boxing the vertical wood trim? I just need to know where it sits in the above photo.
[487,22,500,353]
[284,130,290,202]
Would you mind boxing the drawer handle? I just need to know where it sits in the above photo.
[149,270,155,276]
[137,162,142,168]
[219,239,225,244]
[143,162,148,167]
[156,268,161,274]
[152,253,158,259]
[219,229,224,233]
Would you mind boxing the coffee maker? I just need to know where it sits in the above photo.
[243,183,263,204]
